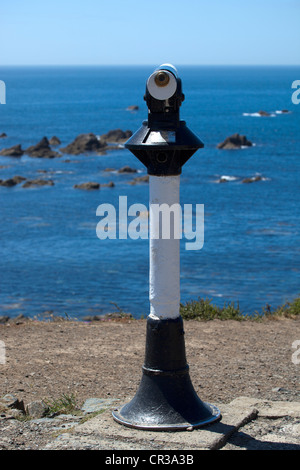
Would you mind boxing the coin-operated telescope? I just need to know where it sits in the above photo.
[112,64,221,430]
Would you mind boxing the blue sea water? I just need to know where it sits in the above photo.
[0,65,299,319]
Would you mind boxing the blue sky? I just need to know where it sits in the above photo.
[1,0,299,66]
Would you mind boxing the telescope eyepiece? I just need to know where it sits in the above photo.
[154,71,170,88]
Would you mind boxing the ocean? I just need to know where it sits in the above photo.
[0,65,299,319]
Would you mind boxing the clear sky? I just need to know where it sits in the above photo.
[1,0,299,66]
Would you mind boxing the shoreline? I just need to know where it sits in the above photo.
[1,294,299,325]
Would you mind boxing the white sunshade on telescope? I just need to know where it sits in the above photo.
[147,69,177,100]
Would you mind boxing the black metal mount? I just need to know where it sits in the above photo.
[112,316,221,430]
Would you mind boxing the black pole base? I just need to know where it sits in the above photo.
[112,316,221,431]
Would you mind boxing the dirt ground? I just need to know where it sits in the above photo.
[0,317,299,406]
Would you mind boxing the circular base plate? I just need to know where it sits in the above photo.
[112,403,221,431]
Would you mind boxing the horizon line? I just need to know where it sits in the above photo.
[1,63,300,68]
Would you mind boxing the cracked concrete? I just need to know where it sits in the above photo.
[43,397,300,450]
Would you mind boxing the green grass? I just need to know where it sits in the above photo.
[180,298,245,321]
[44,393,80,416]
[179,296,300,321]
[264,296,300,319]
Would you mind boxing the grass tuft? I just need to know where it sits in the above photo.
[180,296,300,321]
[180,298,245,321]
[44,393,80,416]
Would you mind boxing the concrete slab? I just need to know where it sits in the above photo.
[44,399,258,450]
[228,397,300,418]
[222,397,300,450]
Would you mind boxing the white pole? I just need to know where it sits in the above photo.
[149,175,180,320]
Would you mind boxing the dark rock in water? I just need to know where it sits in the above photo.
[26,137,61,158]
[0,176,26,187]
[0,132,7,138]
[118,166,137,173]
[74,182,100,190]
[0,179,17,187]
[102,181,115,188]
[100,129,132,143]
[22,179,54,188]
[60,133,106,155]
[242,176,262,183]
[280,109,290,114]
[126,105,139,111]
[49,136,61,145]
[217,133,253,150]
[0,144,24,157]
[12,175,27,184]
[258,110,271,117]
[129,175,149,185]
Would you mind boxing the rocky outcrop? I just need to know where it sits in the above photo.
[25,401,49,419]
[22,179,54,188]
[242,176,262,183]
[74,182,100,190]
[0,132,7,138]
[12,175,27,184]
[217,133,253,150]
[118,166,137,173]
[100,129,132,143]
[0,178,18,187]
[49,136,61,145]
[126,105,139,111]
[0,176,26,187]
[0,144,24,157]
[60,133,106,155]
[129,175,149,185]
[258,110,271,117]
[26,137,61,158]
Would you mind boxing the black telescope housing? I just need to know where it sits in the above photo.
[125,64,204,176]
[145,69,184,128]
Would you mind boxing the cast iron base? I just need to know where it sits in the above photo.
[112,316,221,431]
